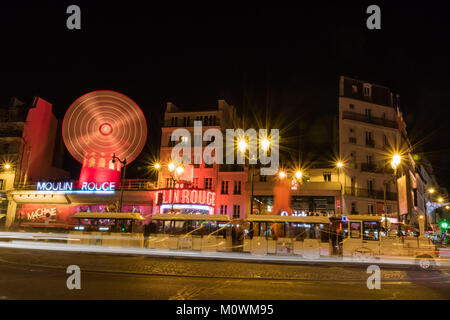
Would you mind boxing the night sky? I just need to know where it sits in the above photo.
[1,1,450,191]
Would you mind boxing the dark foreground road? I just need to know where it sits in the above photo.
[0,247,449,299]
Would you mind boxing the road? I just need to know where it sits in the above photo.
[0,247,449,299]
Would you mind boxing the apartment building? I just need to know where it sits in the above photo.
[338,76,401,218]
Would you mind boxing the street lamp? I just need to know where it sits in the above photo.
[295,170,302,180]
[390,153,402,236]
[438,197,444,203]
[4,163,11,170]
[246,137,271,216]
[336,161,344,216]
[175,165,184,176]
[278,171,287,179]
[168,162,175,172]
[238,139,248,152]
[428,188,435,194]
[154,163,161,170]
[112,153,127,213]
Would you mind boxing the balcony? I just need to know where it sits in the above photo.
[344,187,397,201]
[342,111,398,129]
[360,163,394,174]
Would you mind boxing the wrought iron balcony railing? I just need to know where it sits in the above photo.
[344,187,397,201]
[342,111,398,129]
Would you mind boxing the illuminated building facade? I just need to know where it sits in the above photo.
[338,76,435,228]
[158,100,248,219]
[0,97,69,228]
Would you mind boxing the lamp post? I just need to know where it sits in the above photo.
[112,154,127,212]
[238,137,270,216]
[391,153,402,237]
[336,161,344,217]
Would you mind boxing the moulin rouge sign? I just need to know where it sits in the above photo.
[155,188,216,207]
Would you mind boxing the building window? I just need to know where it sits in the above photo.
[88,157,96,168]
[349,104,355,109]
[367,180,374,194]
[171,117,178,126]
[204,178,212,189]
[233,205,240,218]
[192,178,199,188]
[221,181,229,194]
[98,158,106,168]
[366,155,373,165]
[368,203,375,214]
[351,202,357,214]
[233,181,241,194]
[365,108,372,119]
[349,128,354,133]
[0,179,4,190]
[352,85,358,94]
[259,175,267,182]
[383,135,389,147]
[323,173,331,182]
[363,83,372,97]
[220,205,228,215]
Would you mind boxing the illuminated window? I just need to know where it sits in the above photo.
[363,83,372,97]
[88,157,96,168]
[109,160,115,170]
[98,158,106,168]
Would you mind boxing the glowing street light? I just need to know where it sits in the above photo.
[238,139,248,152]
[168,162,175,172]
[428,188,435,194]
[278,171,287,179]
[154,163,161,170]
[4,163,11,170]
[438,197,444,203]
[391,153,402,170]
[445,205,449,210]
[336,161,344,168]
[175,166,184,176]
[295,170,302,180]
[261,138,270,151]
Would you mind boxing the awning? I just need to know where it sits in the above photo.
[72,212,144,220]
[246,215,330,224]
[149,214,231,222]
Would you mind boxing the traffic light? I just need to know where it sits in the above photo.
[440,221,449,230]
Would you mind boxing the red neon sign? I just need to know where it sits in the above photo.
[155,189,216,207]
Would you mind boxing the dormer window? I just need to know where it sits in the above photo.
[363,83,372,97]
[352,85,358,94]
